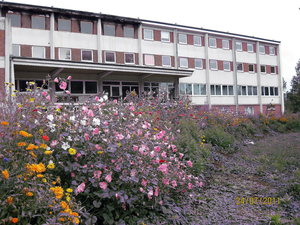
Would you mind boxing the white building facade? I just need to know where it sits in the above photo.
[0,2,283,114]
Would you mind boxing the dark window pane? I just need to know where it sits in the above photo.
[152,87,159,97]
[131,86,139,95]
[36,80,48,89]
[123,82,138,85]
[81,21,92,34]
[238,86,241,95]
[32,16,45,29]
[186,84,192,95]
[179,83,185,95]
[270,87,274,96]
[122,86,131,97]
[248,86,252,95]
[58,19,71,32]
[82,50,92,61]
[105,52,115,62]
[216,85,221,95]
[125,53,134,63]
[144,87,150,93]
[104,24,115,36]
[151,83,159,86]
[71,81,83,94]
[19,80,33,92]
[228,86,234,95]
[275,87,278,96]
[249,64,254,72]
[261,86,265,95]
[103,86,110,96]
[210,85,215,95]
[112,87,120,97]
[193,84,200,95]
[85,81,97,93]
[7,14,20,27]
[124,27,134,38]
[144,82,150,87]
[222,85,228,95]
[103,81,120,85]
[253,87,257,95]
[201,84,206,95]
[242,86,246,95]
[265,87,269,95]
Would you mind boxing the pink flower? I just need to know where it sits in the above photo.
[88,110,94,117]
[133,145,138,151]
[154,186,159,196]
[163,178,169,185]
[105,174,112,183]
[158,164,168,174]
[46,95,51,101]
[147,190,153,199]
[56,104,62,109]
[54,78,59,83]
[94,170,102,179]
[179,153,184,159]
[95,96,99,101]
[141,179,148,187]
[71,173,75,178]
[50,140,59,147]
[99,182,107,189]
[122,203,126,210]
[76,182,85,194]
[104,121,108,126]
[84,133,89,141]
[150,151,155,157]
[114,99,117,103]
[187,161,193,167]
[95,145,102,150]
[59,81,67,90]
[159,201,163,205]
[130,170,135,177]
[66,91,70,94]
[42,91,47,96]
[171,180,177,188]
[76,153,81,157]
[188,183,192,189]
[93,128,99,135]
[200,182,203,187]
[129,105,134,111]
[140,187,144,192]
[161,151,166,158]
[154,146,160,153]
[67,76,72,80]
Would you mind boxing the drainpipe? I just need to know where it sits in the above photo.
[233,38,239,113]
[174,28,178,69]
[9,54,12,107]
[256,41,262,113]
[205,33,211,110]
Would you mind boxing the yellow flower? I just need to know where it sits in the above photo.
[60,201,69,209]
[29,98,35,102]
[26,143,38,150]
[66,188,73,193]
[30,163,46,173]
[17,142,26,147]
[7,196,13,204]
[1,170,9,179]
[1,121,8,126]
[50,186,64,199]
[42,178,47,183]
[117,143,121,146]
[29,151,37,158]
[52,181,56,185]
[39,129,43,135]
[26,192,33,196]
[66,196,70,202]
[73,217,79,224]
[39,143,47,149]
[68,148,76,155]
[47,163,55,170]
[97,151,104,154]
[44,150,52,155]
[37,174,44,178]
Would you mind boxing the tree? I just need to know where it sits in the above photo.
[285,59,300,113]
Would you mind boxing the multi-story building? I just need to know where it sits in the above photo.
[0,2,284,114]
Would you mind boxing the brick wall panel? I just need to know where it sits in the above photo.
[93,21,97,35]
[0,30,5,56]
[170,32,174,43]
[21,45,32,57]
[255,64,257,73]
[201,36,205,46]
[116,52,124,64]
[187,34,193,45]
[55,47,58,59]
[244,63,249,72]
[266,65,271,74]
[275,47,277,56]
[217,38,222,48]
[135,53,139,65]
[230,62,233,71]
[276,66,278,74]
[154,30,160,41]
[45,47,50,59]
[203,59,206,69]
[134,26,138,39]
[0,68,5,93]
[229,40,232,50]
[116,24,123,37]
[171,56,175,67]
[154,55,162,66]
[142,28,144,39]
[54,19,58,31]
[45,17,50,30]
[21,14,31,28]
[218,60,223,70]
[71,20,80,33]
[253,43,256,53]
[188,58,194,68]
[265,46,270,55]
[93,50,98,63]
[242,42,247,52]
[71,49,81,61]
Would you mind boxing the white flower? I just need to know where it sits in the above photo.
[67,136,72,141]
[103,95,108,101]
[99,98,103,102]
[61,142,70,150]
[70,116,75,121]
[80,120,86,126]
[47,114,54,121]
[92,118,100,126]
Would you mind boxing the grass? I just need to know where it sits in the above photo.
[193,132,300,224]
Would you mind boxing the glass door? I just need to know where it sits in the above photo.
[111,86,121,100]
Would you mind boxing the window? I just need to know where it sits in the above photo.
[59,48,71,60]
[179,83,185,95]
[179,33,187,44]
[265,86,269,95]
[193,84,200,95]
[186,84,192,95]
[215,85,221,95]
[222,40,229,49]
[253,86,257,95]
[58,19,71,32]
[270,87,274,96]
[125,53,134,64]
[248,86,253,95]
[161,31,170,42]
[104,24,115,36]
[17,79,48,92]
[124,27,134,38]
[238,86,246,95]
[71,81,83,94]
[244,106,254,115]
[210,60,217,70]
[180,58,188,68]
[194,36,201,46]
[236,41,242,51]
[32,46,45,58]
[210,85,215,95]
[209,38,216,48]
[162,56,171,67]
[12,45,20,56]
[195,59,203,69]
[81,50,92,61]
[85,81,98,94]
[261,65,266,73]
[237,63,243,72]
[223,61,230,71]
[260,45,265,54]
[247,43,253,52]
[105,52,115,63]
[275,87,278,96]
[145,54,154,65]
[144,29,153,40]
[248,64,254,73]
[222,85,228,95]
[7,14,20,27]
[269,47,275,55]
[81,21,93,34]
[242,86,247,95]
[228,86,234,95]
[211,85,221,95]
[271,66,276,74]
[261,86,265,95]
[32,16,45,29]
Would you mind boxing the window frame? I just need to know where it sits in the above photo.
[248,64,255,73]
[237,63,244,72]
[179,57,188,68]
[161,31,170,42]
[59,48,71,60]
[124,53,135,64]
[144,54,154,65]
[31,15,45,29]
[209,38,216,48]
[32,46,45,58]
[80,21,93,34]
[210,60,218,70]
[144,29,153,40]
[270,66,276,74]
[223,61,230,71]
[58,19,71,32]
[236,41,242,51]
[195,58,203,69]
[179,33,187,44]
[244,106,254,115]
[162,55,171,67]
[12,44,20,56]
[222,40,229,50]
[259,45,265,54]
[269,47,275,55]
[247,43,254,53]
[261,65,266,73]
[194,35,201,46]
[124,27,134,38]
[7,13,21,27]
[105,51,116,63]
[81,49,93,62]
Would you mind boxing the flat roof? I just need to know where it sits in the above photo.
[0,1,280,44]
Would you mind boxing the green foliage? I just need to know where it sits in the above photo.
[270,213,282,225]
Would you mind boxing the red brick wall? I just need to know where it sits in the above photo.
[71,20,80,33]
[265,46,270,54]
[229,40,233,50]
[218,60,223,70]
[93,50,98,63]
[255,64,258,73]
[55,47,59,59]
[21,13,31,28]
[71,49,81,61]
[153,30,160,41]
[135,53,139,65]
[230,62,233,71]
[45,17,50,30]
[216,38,222,48]
[134,27,138,39]
[116,24,123,37]
[171,56,175,67]
[266,65,271,74]
[54,19,58,31]
[0,68,5,93]
[188,58,194,68]
[201,36,205,46]
[0,30,5,57]
[170,32,174,43]
[154,55,162,66]
[21,45,32,57]
[253,43,256,53]
[116,52,124,64]
[242,42,247,51]
[187,34,193,45]
[203,59,206,69]
[45,47,50,59]
[93,21,97,35]
[274,47,277,56]
[244,63,249,72]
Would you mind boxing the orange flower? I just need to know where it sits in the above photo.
[17,142,26,147]
[1,121,8,126]
[7,196,13,204]
[60,201,69,209]
[39,143,47,149]
[19,131,31,137]
[1,170,9,179]
[29,151,37,158]
[12,218,18,223]
[26,192,33,196]
[26,144,38,150]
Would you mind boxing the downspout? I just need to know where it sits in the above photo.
[233,38,239,113]
[9,54,12,107]
[205,33,211,110]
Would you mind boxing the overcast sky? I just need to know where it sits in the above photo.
[6,0,300,91]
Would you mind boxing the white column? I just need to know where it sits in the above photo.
[205,33,211,110]
[256,41,262,113]
[138,23,143,65]
[174,28,178,69]
[232,38,238,113]
[277,44,284,114]
[97,18,102,63]
[5,18,12,87]
[50,13,55,59]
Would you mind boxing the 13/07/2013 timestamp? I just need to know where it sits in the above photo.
[236,197,280,205]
